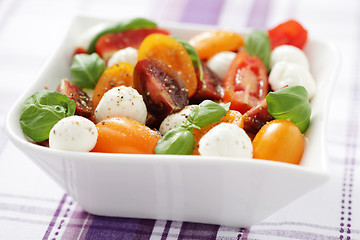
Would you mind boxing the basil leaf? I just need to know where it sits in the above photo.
[87,17,157,53]
[70,53,106,89]
[155,127,195,155]
[19,91,76,142]
[172,36,203,81]
[266,86,311,133]
[187,100,230,129]
[245,30,271,72]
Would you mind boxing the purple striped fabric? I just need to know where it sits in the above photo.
[246,0,272,29]
[338,16,360,240]
[179,0,226,25]
[42,194,68,240]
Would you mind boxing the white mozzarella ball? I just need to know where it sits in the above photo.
[269,62,316,99]
[159,105,197,135]
[94,86,147,124]
[207,51,236,80]
[199,123,253,158]
[107,47,138,67]
[49,116,98,152]
[270,45,309,70]
[76,23,109,50]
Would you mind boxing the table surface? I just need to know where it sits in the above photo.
[0,0,359,239]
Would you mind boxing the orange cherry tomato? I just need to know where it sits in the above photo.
[193,110,244,155]
[92,62,134,110]
[252,119,304,164]
[268,19,308,49]
[92,117,161,154]
[137,34,198,97]
[223,51,269,114]
[188,30,244,60]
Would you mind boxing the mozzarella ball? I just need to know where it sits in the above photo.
[94,86,147,124]
[269,62,316,99]
[107,47,138,67]
[49,116,98,152]
[76,23,109,50]
[159,105,197,135]
[199,123,253,158]
[270,45,309,70]
[207,51,236,80]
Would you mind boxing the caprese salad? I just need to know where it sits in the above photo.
[19,18,315,165]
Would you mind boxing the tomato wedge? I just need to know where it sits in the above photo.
[223,51,268,114]
[268,19,308,49]
[95,28,169,61]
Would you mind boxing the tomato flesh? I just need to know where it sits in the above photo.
[56,79,93,118]
[223,51,268,114]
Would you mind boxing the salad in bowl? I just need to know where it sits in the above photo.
[6,15,338,227]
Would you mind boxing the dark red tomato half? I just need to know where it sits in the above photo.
[56,79,93,118]
[95,28,169,61]
[190,61,224,104]
[133,59,189,126]
[268,19,308,49]
[223,51,268,114]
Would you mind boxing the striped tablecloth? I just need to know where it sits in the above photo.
[0,0,359,239]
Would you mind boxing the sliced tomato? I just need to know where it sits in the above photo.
[56,79,93,118]
[268,19,308,49]
[73,47,88,55]
[190,61,224,103]
[133,59,189,127]
[95,28,169,61]
[223,51,268,114]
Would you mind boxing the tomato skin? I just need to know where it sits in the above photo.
[268,19,308,49]
[252,119,304,164]
[189,31,244,60]
[92,117,161,154]
[223,51,269,114]
[95,28,169,61]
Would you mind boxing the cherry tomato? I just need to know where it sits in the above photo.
[252,119,304,164]
[193,110,244,155]
[223,51,268,114]
[189,31,244,60]
[190,61,224,104]
[56,79,93,118]
[92,62,134,110]
[268,19,308,49]
[95,28,169,61]
[73,47,88,55]
[137,34,198,97]
[92,117,161,154]
[133,59,189,123]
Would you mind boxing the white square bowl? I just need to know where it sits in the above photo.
[5,15,339,227]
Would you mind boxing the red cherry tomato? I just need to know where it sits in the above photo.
[268,19,308,49]
[56,79,93,118]
[95,28,169,61]
[223,51,268,114]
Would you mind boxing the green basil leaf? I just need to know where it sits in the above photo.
[19,91,76,142]
[245,30,271,72]
[172,36,203,81]
[155,127,195,155]
[87,17,157,53]
[70,53,106,89]
[187,100,230,129]
[266,86,311,133]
